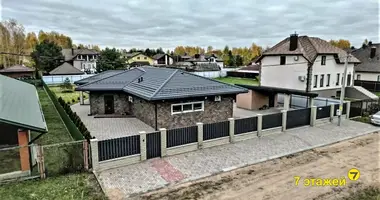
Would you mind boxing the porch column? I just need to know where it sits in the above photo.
[18,129,30,171]
[80,91,84,105]
[283,94,290,110]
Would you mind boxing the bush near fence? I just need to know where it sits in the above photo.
[42,81,91,140]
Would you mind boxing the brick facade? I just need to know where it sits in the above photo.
[89,91,234,129]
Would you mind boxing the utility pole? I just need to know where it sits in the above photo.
[338,52,350,126]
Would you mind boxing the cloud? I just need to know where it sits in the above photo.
[2,0,379,49]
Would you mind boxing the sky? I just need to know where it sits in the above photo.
[1,0,379,50]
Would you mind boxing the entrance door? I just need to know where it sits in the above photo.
[347,74,352,86]
[104,95,114,114]
[268,94,275,107]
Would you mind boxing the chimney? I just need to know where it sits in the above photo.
[368,41,373,46]
[71,48,74,55]
[370,47,376,59]
[289,33,298,51]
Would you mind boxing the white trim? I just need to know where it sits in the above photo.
[171,101,204,115]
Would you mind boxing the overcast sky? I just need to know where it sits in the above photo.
[1,0,379,50]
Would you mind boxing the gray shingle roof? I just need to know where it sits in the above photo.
[49,62,84,75]
[152,54,165,60]
[0,65,34,72]
[62,48,99,61]
[76,66,247,100]
[351,44,380,73]
[74,70,127,85]
[0,74,47,132]
[257,36,360,64]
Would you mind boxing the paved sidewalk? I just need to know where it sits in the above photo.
[96,120,380,198]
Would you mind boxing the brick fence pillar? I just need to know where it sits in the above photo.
[228,118,235,143]
[90,139,99,171]
[139,131,147,161]
[346,102,351,119]
[196,122,203,149]
[310,106,317,126]
[159,128,167,157]
[281,110,287,132]
[330,104,335,122]
[257,114,263,137]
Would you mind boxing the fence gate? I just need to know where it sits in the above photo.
[146,131,161,159]
[349,101,363,118]
[286,108,311,129]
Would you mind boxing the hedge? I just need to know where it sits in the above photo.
[42,81,91,140]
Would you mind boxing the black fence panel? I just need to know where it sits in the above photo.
[354,80,380,92]
[350,101,363,118]
[286,108,311,129]
[203,121,230,140]
[98,135,140,162]
[146,131,161,159]
[167,126,198,148]
[316,106,330,119]
[262,113,282,130]
[234,117,258,134]
[226,71,258,79]
[333,104,347,116]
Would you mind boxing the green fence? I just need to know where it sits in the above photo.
[42,81,85,140]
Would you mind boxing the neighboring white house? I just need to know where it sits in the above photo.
[186,54,224,69]
[351,43,380,81]
[152,53,174,65]
[256,34,361,97]
[61,48,99,74]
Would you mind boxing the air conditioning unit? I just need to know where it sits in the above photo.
[214,96,221,102]
[298,76,306,82]
[128,96,133,102]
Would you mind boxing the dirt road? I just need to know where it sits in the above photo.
[138,132,380,200]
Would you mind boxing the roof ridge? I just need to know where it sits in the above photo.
[304,36,318,62]
[77,68,130,88]
[149,69,179,99]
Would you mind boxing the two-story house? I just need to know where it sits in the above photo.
[152,53,174,65]
[61,48,99,74]
[351,42,379,81]
[185,54,224,69]
[123,52,154,66]
[256,34,361,98]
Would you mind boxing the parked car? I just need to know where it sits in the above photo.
[370,111,380,125]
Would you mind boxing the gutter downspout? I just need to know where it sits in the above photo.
[306,63,312,92]
[155,102,158,131]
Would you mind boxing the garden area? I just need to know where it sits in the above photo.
[48,78,87,105]
[215,76,259,86]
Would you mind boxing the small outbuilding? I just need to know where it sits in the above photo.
[0,65,34,79]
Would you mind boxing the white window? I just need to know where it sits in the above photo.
[313,75,318,88]
[356,74,361,80]
[171,101,204,115]
[320,74,324,87]
[377,75,380,82]
[321,56,326,65]
[326,74,330,86]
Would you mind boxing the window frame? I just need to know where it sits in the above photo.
[137,56,140,60]
[320,74,324,87]
[336,73,340,86]
[313,75,318,88]
[321,56,326,65]
[171,101,204,115]
[326,74,330,86]
[377,75,380,82]
[280,56,286,65]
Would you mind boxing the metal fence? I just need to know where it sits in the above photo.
[354,80,380,92]
[286,108,311,129]
[234,117,258,134]
[167,126,198,148]
[98,135,140,162]
[316,105,331,119]
[146,131,161,159]
[203,121,230,140]
[42,74,95,85]
[349,99,380,118]
[277,94,340,109]
[262,113,282,130]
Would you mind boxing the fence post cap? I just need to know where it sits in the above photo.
[228,117,234,121]
[256,113,263,116]
[311,105,317,108]
[139,131,147,134]
[90,138,98,142]
[196,122,203,125]
[159,128,167,131]
[281,109,287,113]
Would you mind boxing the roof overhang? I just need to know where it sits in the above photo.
[0,118,47,133]
[236,84,318,98]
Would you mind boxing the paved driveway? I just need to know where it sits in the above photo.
[71,102,154,140]
[233,103,295,118]
[96,120,380,198]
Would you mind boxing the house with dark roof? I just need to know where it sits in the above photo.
[351,43,380,81]
[76,66,247,129]
[58,48,99,74]
[122,52,153,66]
[184,54,224,69]
[0,65,34,79]
[0,74,47,178]
[256,34,361,97]
[49,62,85,75]
[153,53,174,65]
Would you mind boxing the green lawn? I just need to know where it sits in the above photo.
[0,173,106,200]
[215,77,259,86]
[49,86,87,105]
[33,87,72,145]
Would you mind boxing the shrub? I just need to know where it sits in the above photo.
[77,96,80,101]
[60,78,73,92]
[72,98,76,103]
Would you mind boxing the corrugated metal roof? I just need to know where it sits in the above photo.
[76,66,247,100]
[0,75,47,132]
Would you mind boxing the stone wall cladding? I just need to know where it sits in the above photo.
[132,97,156,128]
[156,97,233,129]
[89,92,129,115]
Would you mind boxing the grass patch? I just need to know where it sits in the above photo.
[33,87,72,145]
[49,86,87,105]
[352,116,371,124]
[214,77,259,85]
[342,185,380,200]
[0,173,106,200]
